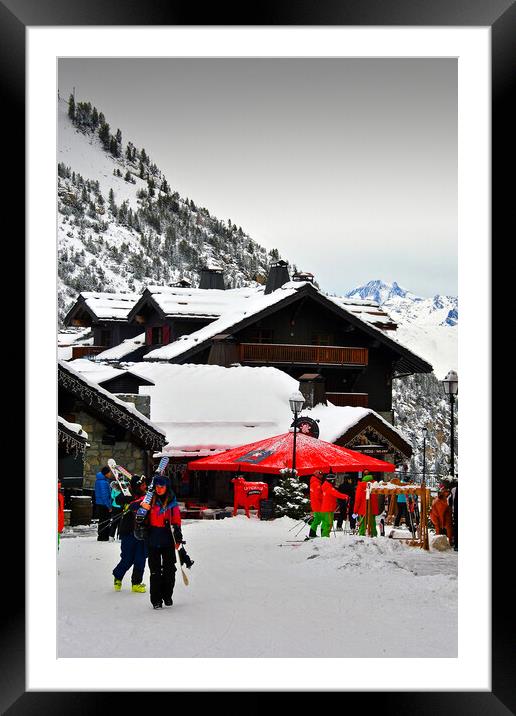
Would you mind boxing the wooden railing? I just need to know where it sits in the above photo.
[71,345,107,360]
[239,343,368,366]
[325,392,369,407]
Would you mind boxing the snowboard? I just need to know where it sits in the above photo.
[107,458,132,497]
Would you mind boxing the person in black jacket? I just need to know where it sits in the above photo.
[112,475,148,593]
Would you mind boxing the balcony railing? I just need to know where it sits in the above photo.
[71,345,107,360]
[239,343,368,366]
[326,392,369,407]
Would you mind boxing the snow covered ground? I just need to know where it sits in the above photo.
[58,516,457,658]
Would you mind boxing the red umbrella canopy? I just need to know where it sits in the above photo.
[187,431,395,476]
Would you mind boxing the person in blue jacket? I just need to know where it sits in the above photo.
[95,466,114,541]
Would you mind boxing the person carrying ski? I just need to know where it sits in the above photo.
[430,487,453,544]
[95,466,114,542]
[109,482,124,541]
[319,474,349,537]
[139,474,185,609]
[353,472,380,537]
[305,471,325,539]
[112,475,148,593]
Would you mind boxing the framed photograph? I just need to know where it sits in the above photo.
[4,0,511,708]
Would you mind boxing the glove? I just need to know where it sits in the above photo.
[352,513,358,519]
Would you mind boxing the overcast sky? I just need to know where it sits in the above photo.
[59,58,457,298]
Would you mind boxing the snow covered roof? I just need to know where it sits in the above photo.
[118,363,411,458]
[144,282,311,361]
[58,416,88,440]
[64,291,140,324]
[143,281,431,375]
[129,285,263,321]
[94,333,146,361]
[58,360,166,449]
[66,358,155,387]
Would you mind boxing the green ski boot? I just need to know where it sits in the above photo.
[114,578,122,591]
[131,583,146,593]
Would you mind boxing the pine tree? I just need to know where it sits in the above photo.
[92,107,99,128]
[273,469,310,519]
[99,121,111,149]
[116,128,122,145]
[68,93,75,120]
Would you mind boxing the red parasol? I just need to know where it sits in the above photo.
[187,431,395,476]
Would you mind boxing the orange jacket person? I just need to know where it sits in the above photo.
[430,490,453,543]
[306,472,325,539]
[320,475,349,538]
[353,473,380,536]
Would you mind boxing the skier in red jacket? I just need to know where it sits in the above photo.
[139,475,188,609]
[319,474,349,537]
[353,473,380,536]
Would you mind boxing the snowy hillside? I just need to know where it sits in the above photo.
[346,280,458,480]
[57,95,284,321]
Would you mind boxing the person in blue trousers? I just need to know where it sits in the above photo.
[95,466,114,541]
[112,475,148,593]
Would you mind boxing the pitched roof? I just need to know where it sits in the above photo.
[144,282,432,375]
[127,285,262,322]
[58,360,166,450]
[124,363,412,458]
[64,291,140,324]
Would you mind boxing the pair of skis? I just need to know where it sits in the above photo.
[134,456,170,533]
[107,458,133,497]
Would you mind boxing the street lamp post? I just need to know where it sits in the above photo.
[422,426,428,485]
[289,391,305,473]
[442,370,458,478]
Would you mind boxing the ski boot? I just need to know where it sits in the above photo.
[164,597,173,606]
[152,602,163,609]
[131,583,146,593]
[114,578,122,591]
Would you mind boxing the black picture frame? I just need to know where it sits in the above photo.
[4,0,512,711]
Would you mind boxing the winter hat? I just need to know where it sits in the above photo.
[101,466,111,476]
[154,474,170,487]
[130,475,144,493]
[361,474,374,482]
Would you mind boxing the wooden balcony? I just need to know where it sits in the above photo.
[71,345,107,360]
[239,343,368,366]
[326,392,369,407]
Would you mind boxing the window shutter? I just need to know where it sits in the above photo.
[162,325,171,344]
[146,327,153,345]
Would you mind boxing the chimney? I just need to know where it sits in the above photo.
[299,373,327,408]
[292,271,315,284]
[170,278,192,288]
[265,260,290,294]
[208,334,240,367]
[199,267,225,290]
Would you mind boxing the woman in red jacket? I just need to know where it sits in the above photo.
[140,475,183,609]
[320,475,349,538]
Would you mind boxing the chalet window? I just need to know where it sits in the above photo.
[312,333,334,346]
[151,326,163,345]
[248,329,274,344]
[100,330,111,347]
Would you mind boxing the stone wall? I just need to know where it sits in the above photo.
[114,394,151,419]
[75,410,147,489]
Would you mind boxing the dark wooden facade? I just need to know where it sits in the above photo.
[64,299,141,348]
[165,287,430,414]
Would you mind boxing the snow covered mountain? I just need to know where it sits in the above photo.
[346,280,457,380]
[57,95,284,321]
